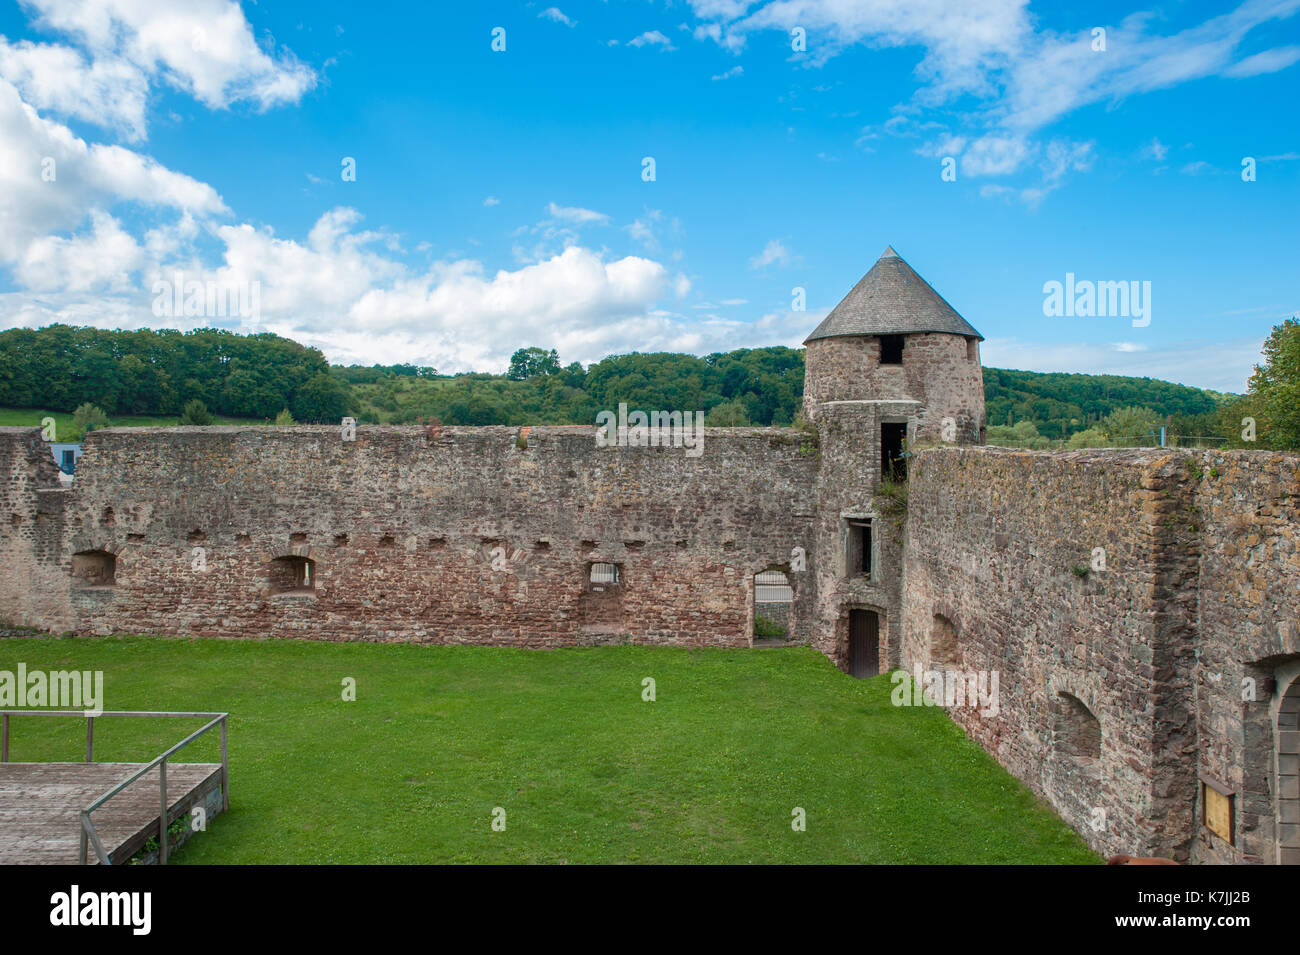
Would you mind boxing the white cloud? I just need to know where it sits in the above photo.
[3,197,716,373]
[960,134,1032,177]
[692,22,747,53]
[711,65,743,80]
[24,0,316,115]
[689,0,1300,200]
[483,195,501,207]
[17,210,145,292]
[1223,44,1300,77]
[539,8,576,28]
[1141,137,1169,161]
[628,31,675,50]
[749,239,793,269]
[0,38,149,140]
[546,202,610,225]
[0,78,227,270]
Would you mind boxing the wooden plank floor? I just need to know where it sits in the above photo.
[0,762,222,865]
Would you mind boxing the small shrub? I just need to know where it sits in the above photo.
[180,399,214,426]
[877,477,908,519]
[275,408,296,426]
[72,403,110,436]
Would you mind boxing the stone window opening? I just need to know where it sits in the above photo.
[1054,692,1101,761]
[967,339,979,363]
[589,562,620,587]
[881,422,907,483]
[271,555,315,594]
[931,613,958,667]
[879,334,904,365]
[71,550,116,587]
[846,520,872,578]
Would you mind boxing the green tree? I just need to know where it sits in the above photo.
[275,408,295,426]
[1101,406,1161,446]
[706,399,751,426]
[1242,317,1300,450]
[290,372,350,423]
[1066,426,1110,449]
[507,347,561,380]
[180,399,215,425]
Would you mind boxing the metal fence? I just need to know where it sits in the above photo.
[755,570,793,603]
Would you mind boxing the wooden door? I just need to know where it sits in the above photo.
[849,610,879,678]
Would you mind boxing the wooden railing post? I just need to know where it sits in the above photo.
[220,716,229,812]
[159,759,168,865]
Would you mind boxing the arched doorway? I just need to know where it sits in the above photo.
[1278,673,1300,865]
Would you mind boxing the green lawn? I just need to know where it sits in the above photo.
[0,407,268,441]
[0,636,1099,864]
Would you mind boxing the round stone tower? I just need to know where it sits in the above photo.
[803,246,985,675]
[803,246,985,442]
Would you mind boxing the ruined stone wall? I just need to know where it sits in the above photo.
[1190,451,1300,864]
[3,425,819,648]
[0,429,73,631]
[901,446,1203,860]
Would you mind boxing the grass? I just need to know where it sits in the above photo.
[0,407,269,442]
[0,636,1099,864]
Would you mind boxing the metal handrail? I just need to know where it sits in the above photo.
[0,710,229,865]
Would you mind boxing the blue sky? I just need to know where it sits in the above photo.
[0,0,1296,391]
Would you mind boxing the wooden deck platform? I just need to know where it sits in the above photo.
[0,762,223,864]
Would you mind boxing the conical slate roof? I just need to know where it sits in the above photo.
[804,246,983,343]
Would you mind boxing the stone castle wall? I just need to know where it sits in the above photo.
[3,367,1297,863]
[1190,451,1300,864]
[0,429,72,631]
[1,425,819,648]
[901,445,1300,863]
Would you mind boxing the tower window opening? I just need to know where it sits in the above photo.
[967,338,979,363]
[879,335,904,365]
[881,423,907,483]
[846,520,872,578]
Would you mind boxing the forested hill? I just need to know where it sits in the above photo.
[983,367,1227,441]
[0,326,1232,443]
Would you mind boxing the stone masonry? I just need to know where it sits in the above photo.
[1,246,1297,863]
